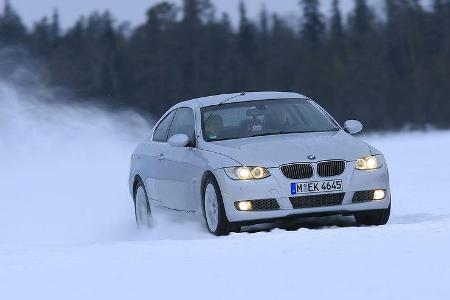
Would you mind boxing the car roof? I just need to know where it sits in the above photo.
[173,91,309,109]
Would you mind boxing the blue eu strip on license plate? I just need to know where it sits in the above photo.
[291,183,297,195]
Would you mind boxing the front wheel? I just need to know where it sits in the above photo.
[134,181,152,230]
[355,203,391,226]
[203,177,231,236]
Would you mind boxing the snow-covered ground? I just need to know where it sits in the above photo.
[1,79,449,299]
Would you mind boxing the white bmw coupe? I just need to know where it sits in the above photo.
[129,92,391,235]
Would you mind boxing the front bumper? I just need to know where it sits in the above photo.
[214,161,391,223]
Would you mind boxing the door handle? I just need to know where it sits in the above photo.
[158,153,165,161]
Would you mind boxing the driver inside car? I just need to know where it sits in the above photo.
[205,115,224,140]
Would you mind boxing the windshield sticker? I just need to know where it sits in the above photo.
[250,124,262,132]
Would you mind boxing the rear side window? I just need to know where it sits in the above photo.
[153,110,176,142]
[168,108,195,141]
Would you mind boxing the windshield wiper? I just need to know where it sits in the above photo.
[249,131,289,137]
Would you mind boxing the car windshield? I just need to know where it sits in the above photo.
[201,98,339,142]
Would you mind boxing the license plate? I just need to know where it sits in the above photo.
[290,180,343,195]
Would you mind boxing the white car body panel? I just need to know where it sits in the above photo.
[129,91,391,223]
[157,147,204,211]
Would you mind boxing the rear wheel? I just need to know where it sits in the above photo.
[355,202,391,226]
[203,176,231,236]
[134,180,152,230]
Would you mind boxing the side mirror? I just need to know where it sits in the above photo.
[344,120,363,135]
[168,134,190,147]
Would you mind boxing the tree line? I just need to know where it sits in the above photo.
[0,0,449,129]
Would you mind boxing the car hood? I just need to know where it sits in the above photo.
[202,130,371,167]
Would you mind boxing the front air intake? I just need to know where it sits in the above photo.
[352,190,375,203]
[290,193,345,209]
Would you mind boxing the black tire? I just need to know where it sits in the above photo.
[134,179,152,230]
[355,202,391,226]
[202,176,231,236]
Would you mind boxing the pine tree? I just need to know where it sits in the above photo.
[330,0,343,40]
[238,1,256,60]
[260,5,269,40]
[300,0,324,48]
[349,0,374,36]
[0,0,26,44]
[31,10,60,56]
[182,0,213,26]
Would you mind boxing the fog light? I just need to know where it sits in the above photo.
[373,190,386,200]
[236,201,253,211]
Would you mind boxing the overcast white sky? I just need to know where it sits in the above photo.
[7,0,382,29]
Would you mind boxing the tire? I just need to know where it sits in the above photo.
[202,176,232,236]
[355,202,391,226]
[134,179,152,230]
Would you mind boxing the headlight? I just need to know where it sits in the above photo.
[355,155,383,170]
[224,166,270,180]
